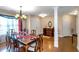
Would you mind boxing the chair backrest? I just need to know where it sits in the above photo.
[39,34,43,43]
[36,34,43,52]
[12,38,19,48]
[6,35,10,47]
[6,34,13,49]
[31,30,36,35]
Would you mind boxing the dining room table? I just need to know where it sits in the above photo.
[16,35,39,52]
[9,32,39,51]
[17,35,39,46]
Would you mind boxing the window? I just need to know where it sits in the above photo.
[0,16,18,35]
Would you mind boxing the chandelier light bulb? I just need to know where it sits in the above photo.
[15,14,19,18]
[22,15,27,19]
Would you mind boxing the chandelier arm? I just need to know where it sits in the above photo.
[15,6,27,19]
[20,6,22,16]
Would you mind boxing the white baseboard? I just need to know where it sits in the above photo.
[62,34,72,37]
[58,34,72,37]
[58,34,63,37]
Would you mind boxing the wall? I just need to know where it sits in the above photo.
[39,16,54,34]
[71,15,76,34]
[58,16,63,37]
[76,14,79,51]
[30,16,41,35]
[22,15,76,37]
[62,15,76,37]
[26,16,42,35]
[26,16,54,35]
[76,15,79,34]
[40,16,54,28]
[26,16,31,34]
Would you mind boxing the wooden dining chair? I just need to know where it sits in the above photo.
[12,38,29,52]
[19,45,29,52]
[31,30,36,35]
[11,38,20,52]
[11,35,28,52]
[27,40,37,52]
[27,34,43,52]
[10,33,19,52]
[37,34,43,52]
[6,35,10,51]
[12,39,26,52]
[6,33,14,52]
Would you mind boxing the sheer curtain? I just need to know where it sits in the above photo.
[0,15,18,43]
[0,16,18,35]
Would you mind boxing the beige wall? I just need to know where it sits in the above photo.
[23,15,76,37]
[26,16,54,35]
[39,16,54,33]
[39,16,54,28]
[58,16,63,37]
[62,15,76,37]
[71,15,76,34]
[26,16,41,35]
[26,16,31,34]
[76,14,79,51]
[30,16,41,35]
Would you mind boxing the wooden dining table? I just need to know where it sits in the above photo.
[13,35,39,52]
[17,35,38,46]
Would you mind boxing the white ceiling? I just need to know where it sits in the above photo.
[0,6,79,16]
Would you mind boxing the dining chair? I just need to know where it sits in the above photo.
[6,35,11,51]
[11,38,24,52]
[37,34,43,52]
[19,44,29,52]
[7,37,15,52]
[6,31,14,52]
[31,30,36,35]
[12,37,29,52]
[6,30,20,52]
[27,34,43,52]
[11,35,21,52]
[27,39,38,52]
[9,33,19,52]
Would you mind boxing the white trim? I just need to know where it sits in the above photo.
[58,34,63,37]
[54,6,58,48]
[58,34,72,37]
[62,34,72,37]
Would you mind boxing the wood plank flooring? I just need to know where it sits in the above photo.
[43,36,77,52]
[0,36,77,52]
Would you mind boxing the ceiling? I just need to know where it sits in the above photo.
[0,6,79,16]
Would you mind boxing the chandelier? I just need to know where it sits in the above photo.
[15,6,27,19]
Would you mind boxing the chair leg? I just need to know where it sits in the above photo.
[19,45,29,52]
[19,47,26,52]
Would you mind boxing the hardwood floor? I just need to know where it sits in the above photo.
[0,43,7,52]
[58,36,77,52]
[42,36,54,52]
[43,36,77,52]
[0,36,77,52]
